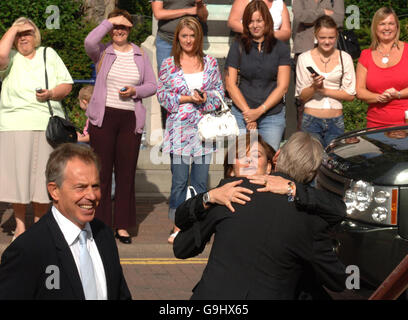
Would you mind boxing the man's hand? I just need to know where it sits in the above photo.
[208,180,253,212]
[248,175,294,195]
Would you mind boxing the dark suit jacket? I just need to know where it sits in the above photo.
[0,209,131,300]
[173,175,347,300]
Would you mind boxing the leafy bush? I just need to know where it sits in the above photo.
[343,99,367,131]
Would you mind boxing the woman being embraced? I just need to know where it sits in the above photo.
[296,15,355,148]
[157,17,224,243]
[0,17,73,240]
[175,132,346,236]
[356,7,408,128]
[225,0,291,151]
[84,8,157,244]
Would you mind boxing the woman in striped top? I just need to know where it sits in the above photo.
[84,8,157,244]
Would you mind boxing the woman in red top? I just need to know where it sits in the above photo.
[356,7,408,128]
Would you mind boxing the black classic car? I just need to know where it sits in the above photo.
[317,125,408,296]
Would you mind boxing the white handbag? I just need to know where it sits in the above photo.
[197,91,240,141]
[186,186,197,200]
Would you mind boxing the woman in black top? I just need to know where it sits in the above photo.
[225,0,291,151]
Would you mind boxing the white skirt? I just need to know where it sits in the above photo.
[0,131,53,204]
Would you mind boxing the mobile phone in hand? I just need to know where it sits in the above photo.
[120,87,127,92]
[306,66,319,76]
[194,89,204,98]
[36,87,44,93]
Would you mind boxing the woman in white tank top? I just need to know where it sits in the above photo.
[228,0,291,41]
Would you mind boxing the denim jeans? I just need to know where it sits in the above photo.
[155,35,173,74]
[231,105,286,151]
[301,113,345,148]
[168,153,212,221]
[155,35,173,130]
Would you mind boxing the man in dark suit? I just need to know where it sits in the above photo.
[0,143,131,300]
[173,132,347,299]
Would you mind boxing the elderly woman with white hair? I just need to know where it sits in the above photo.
[0,17,73,240]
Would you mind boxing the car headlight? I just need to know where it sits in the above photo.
[344,180,398,225]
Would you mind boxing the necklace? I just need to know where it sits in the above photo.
[377,44,396,64]
[319,55,331,72]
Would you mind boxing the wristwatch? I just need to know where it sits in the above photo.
[203,192,211,205]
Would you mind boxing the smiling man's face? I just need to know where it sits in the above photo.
[48,157,101,229]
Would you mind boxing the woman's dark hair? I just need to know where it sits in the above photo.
[108,8,133,25]
[241,0,276,54]
[223,132,276,178]
[314,15,338,36]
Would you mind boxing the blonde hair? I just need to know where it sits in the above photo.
[370,7,400,50]
[275,132,323,183]
[12,17,41,48]
[78,85,94,102]
[171,17,204,68]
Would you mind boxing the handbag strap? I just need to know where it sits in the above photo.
[339,49,344,89]
[213,90,229,113]
[43,47,69,120]
[43,47,54,117]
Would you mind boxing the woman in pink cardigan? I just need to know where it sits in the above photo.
[84,8,157,244]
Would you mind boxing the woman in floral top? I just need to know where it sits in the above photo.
[157,16,224,243]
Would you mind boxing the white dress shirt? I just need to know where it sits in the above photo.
[52,206,107,300]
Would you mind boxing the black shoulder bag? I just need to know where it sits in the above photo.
[337,29,361,60]
[44,47,77,148]
[331,0,361,59]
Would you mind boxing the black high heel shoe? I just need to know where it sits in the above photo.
[115,229,132,244]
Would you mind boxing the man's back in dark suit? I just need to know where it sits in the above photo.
[174,176,346,300]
